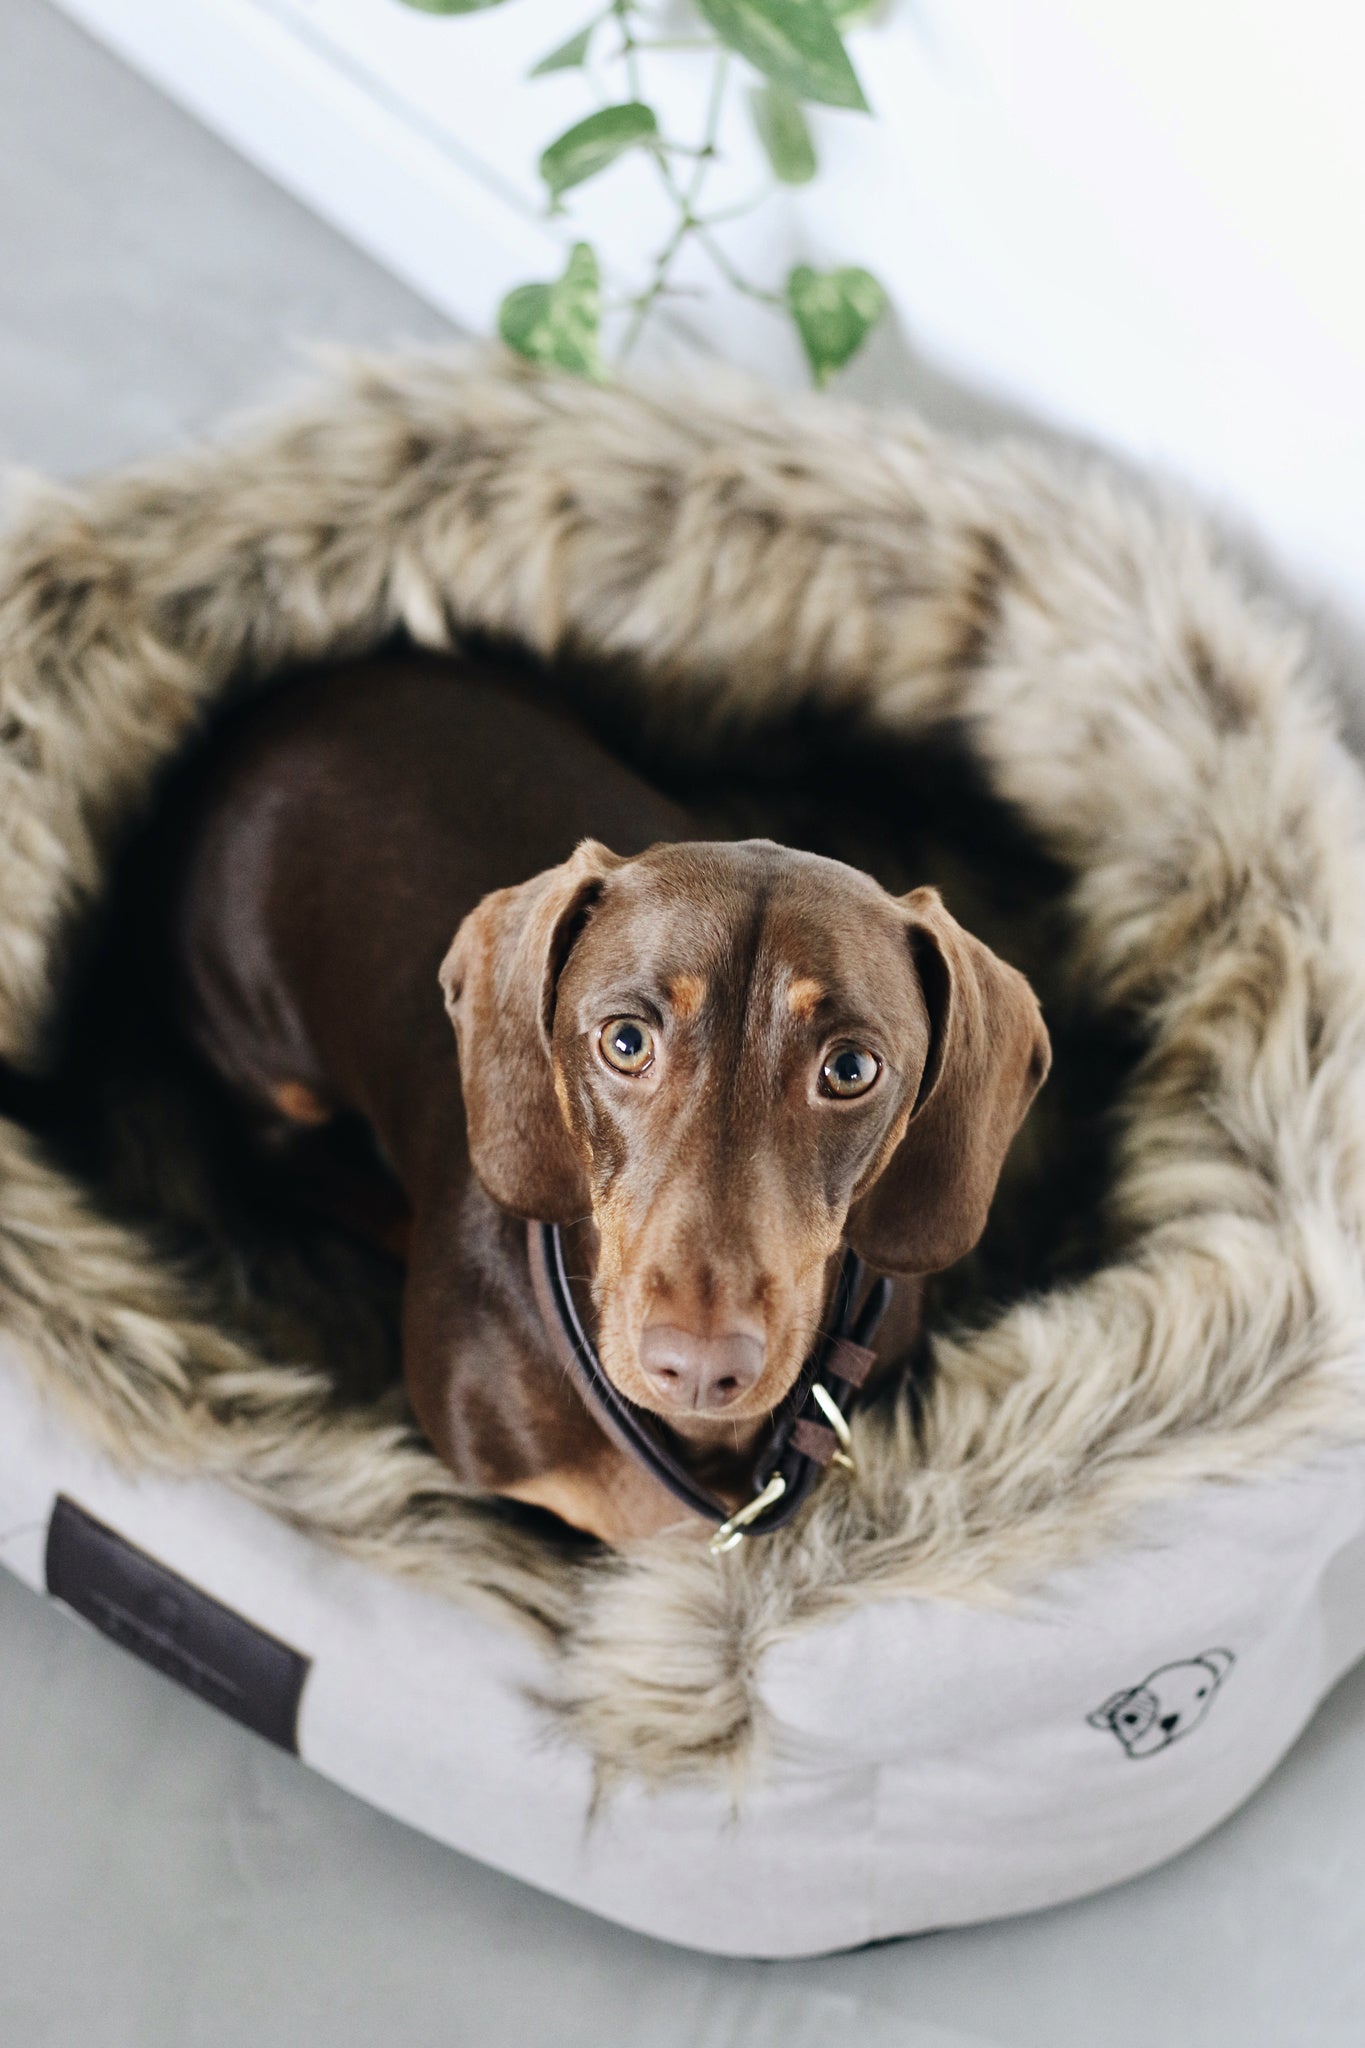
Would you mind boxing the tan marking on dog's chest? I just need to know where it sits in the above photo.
[501,1463,704,1544]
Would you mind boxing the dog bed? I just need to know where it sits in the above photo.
[3,351,1365,1956]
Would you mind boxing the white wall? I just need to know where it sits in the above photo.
[49,0,1365,625]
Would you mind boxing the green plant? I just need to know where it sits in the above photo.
[394,0,887,383]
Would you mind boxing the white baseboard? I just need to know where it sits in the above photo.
[47,0,567,335]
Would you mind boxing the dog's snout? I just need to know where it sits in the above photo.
[1159,1713,1181,1735]
[637,1325,764,1412]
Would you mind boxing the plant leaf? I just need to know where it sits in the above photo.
[498,242,603,379]
[529,21,597,76]
[539,103,659,198]
[392,0,514,13]
[695,0,868,111]
[748,82,816,183]
[825,0,878,21]
[786,263,886,383]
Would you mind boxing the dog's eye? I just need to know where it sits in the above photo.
[599,1018,655,1075]
[820,1045,880,1099]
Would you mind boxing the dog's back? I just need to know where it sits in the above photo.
[177,653,692,1172]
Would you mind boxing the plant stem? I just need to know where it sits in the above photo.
[695,226,785,308]
[602,21,792,360]
[619,43,732,361]
[611,0,643,103]
[699,186,777,227]
[618,210,693,358]
[689,47,729,208]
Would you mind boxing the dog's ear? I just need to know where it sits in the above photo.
[847,887,1051,1275]
[438,840,621,1222]
[1200,1649,1235,1682]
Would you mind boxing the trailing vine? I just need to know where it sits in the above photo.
[395,0,887,383]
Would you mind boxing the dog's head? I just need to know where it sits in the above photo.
[440,838,1048,1438]
[1088,1652,1235,1757]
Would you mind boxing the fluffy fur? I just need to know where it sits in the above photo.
[3,349,1365,1784]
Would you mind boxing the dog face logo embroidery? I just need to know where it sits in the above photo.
[1088,1650,1235,1757]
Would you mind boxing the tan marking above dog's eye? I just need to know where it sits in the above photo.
[598,1017,656,1076]
[666,974,707,1020]
[819,1044,881,1099]
[787,976,826,1020]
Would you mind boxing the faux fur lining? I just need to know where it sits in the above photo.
[3,349,1365,1783]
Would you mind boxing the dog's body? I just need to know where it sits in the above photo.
[179,654,1049,1542]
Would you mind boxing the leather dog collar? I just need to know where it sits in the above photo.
[526,1221,891,1552]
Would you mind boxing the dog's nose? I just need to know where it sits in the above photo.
[637,1326,765,1411]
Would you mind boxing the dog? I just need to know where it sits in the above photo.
[176,653,1050,1542]
[1088,1651,1236,1757]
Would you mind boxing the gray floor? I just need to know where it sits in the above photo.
[5,2,1365,2041]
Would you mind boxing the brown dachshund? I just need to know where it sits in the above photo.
[177,654,1049,1542]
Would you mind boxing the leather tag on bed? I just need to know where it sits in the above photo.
[45,1495,309,1752]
